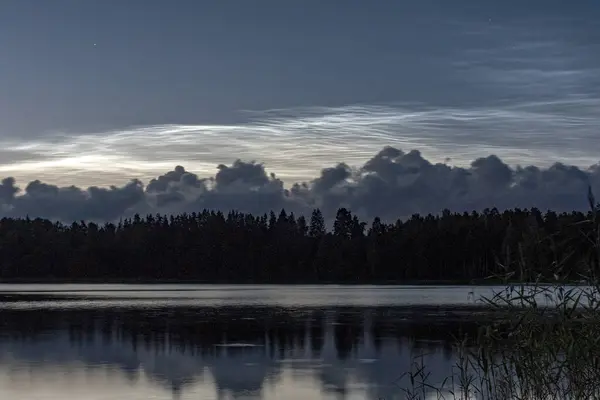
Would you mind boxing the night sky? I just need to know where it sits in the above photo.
[0,0,599,221]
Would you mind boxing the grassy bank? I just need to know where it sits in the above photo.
[398,282,600,399]
[397,194,600,400]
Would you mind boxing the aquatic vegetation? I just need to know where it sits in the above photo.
[398,189,600,399]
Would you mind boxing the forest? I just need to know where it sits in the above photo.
[0,203,598,283]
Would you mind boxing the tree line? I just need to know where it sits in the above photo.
[0,204,598,282]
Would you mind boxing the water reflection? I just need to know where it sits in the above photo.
[0,305,481,399]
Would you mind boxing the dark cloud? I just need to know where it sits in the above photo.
[146,166,207,208]
[311,163,352,195]
[0,177,19,204]
[189,160,295,216]
[0,179,145,222]
[147,165,189,193]
[214,160,273,190]
[0,147,598,223]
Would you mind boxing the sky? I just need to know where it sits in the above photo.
[0,0,599,221]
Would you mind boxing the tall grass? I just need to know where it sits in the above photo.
[398,191,600,400]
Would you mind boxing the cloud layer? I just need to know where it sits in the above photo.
[1,101,599,190]
[1,146,599,223]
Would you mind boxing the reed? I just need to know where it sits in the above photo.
[397,189,600,400]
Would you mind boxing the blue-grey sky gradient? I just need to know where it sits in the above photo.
[0,0,599,221]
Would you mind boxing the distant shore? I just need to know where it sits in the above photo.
[0,278,585,286]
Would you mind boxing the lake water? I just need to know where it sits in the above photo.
[0,284,566,399]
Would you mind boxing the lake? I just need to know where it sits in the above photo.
[0,284,563,399]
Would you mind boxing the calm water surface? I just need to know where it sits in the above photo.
[0,285,538,399]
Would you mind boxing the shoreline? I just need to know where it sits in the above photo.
[0,278,586,286]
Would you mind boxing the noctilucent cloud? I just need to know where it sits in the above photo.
[0,0,599,222]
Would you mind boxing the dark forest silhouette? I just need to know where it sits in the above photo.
[0,203,599,283]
